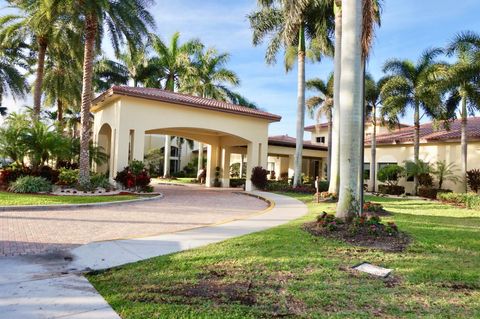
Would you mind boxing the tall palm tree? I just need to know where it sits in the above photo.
[249,0,334,187]
[181,47,240,100]
[43,31,83,126]
[305,73,334,179]
[0,35,28,116]
[147,32,202,91]
[66,0,155,185]
[335,0,363,219]
[116,42,152,87]
[2,0,68,119]
[93,57,130,91]
[364,74,390,192]
[443,31,480,192]
[381,48,444,195]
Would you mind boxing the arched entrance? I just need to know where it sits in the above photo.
[96,123,112,175]
[91,86,281,190]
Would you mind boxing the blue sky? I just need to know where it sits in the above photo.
[2,0,480,136]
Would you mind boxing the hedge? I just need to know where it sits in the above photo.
[378,184,405,195]
[418,187,452,199]
[437,192,480,210]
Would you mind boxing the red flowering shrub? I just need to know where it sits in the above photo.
[115,163,151,191]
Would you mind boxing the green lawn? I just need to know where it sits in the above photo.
[88,193,480,318]
[0,192,141,206]
[155,177,197,185]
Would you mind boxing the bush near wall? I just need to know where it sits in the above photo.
[229,178,245,188]
[418,187,452,199]
[378,184,405,196]
[266,180,316,194]
[437,192,480,210]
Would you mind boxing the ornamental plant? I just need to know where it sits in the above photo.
[115,162,151,191]
[8,176,52,193]
[467,169,480,193]
[250,166,268,189]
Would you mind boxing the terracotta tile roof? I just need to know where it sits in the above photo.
[268,135,327,151]
[366,117,480,145]
[92,86,282,122]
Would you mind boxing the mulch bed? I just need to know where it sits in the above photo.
[303,216,410,252]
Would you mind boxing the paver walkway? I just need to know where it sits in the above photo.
[0,185,267,256]
[0,191,308,319]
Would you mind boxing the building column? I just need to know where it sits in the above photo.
[163,135,171,178]
[132,129,145,162]
[288,154,295,179]
[114,128,129,179]
[239,154,244,178]
[197,142,204,175]
[206,144,220,187]
[245,142,260,191]
[109,129,116,181]
[221,146,231,188]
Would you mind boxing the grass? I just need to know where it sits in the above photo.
[155,177,197,185]
[88,193,480,318]
[0,192,141,206]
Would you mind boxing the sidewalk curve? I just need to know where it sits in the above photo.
[0,191,308,319]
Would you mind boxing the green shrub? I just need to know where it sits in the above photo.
[91,174,111,189]
[377,164,404,186]
[418,187,452,199]
[8,176,52,193]
[129,160,145,175]
[317,180,329,192]
[378,184,405,195]
[230,178,245,188]
[58,168,79,186]
[438,192,480,210]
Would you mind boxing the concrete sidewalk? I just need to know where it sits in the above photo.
[0,191,308,319]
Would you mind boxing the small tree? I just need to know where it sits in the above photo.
[432,161,460,190]
[404,160,432,187]
[377,164,405,186]
[467,169,480,193]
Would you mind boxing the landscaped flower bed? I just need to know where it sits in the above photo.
[303,212,409,252]
[437,192,480,210]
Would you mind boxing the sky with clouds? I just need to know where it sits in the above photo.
[2,0,480,136]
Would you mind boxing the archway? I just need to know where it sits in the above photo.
[96,123,112,176]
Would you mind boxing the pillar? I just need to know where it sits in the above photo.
[163,135,171,177]
[239,154,244,178]
[288,154,295,179]
[197,142,204,175]
[132,129,145,162]
[221,146,231,188]
[114,128,129,179]
[245,142,260,191]
[206,144,220,187]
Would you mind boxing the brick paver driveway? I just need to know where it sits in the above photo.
[0,185,268,256]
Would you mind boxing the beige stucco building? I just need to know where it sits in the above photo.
[91,86,327,191]
[306,117,480,193]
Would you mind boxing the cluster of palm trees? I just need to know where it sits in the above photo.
[250,0,381,218]
[250,0,480,218]
[0,0,255,186]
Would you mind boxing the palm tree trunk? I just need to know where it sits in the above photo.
[357,60,366,216]
[293,24,306,187]
[57,99,64,128]
[78,16,97,186]
[336,0,363,220]
[327,111,333,180]
[413,101,420,195]
[329,1,342,194]
[33,38,48,120]
[461,95,468,192]
[370,103,377,192]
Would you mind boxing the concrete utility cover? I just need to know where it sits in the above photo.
[352,262,392,278]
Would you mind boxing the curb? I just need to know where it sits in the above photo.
[0,194,164,212]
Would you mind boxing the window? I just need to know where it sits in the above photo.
[170,146,179,157]
[364,163,370,180]
[267,162,275,172]
[316,136,326,144]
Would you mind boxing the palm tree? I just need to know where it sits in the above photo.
[364,74,390,192]
[2,1,68,119]
[181,47,240,100]
[443,31,480,192]
[66,0,155,185]
[380,48,444,195]
[116,42,152,87]
[335,0,363,219]
[43,33,83,126]
[248,0,334,187]
[93,57,130,91]
[0,20,29,116]
[432,161,460,190]
[147,32,202,91]
[305,73,334,180]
